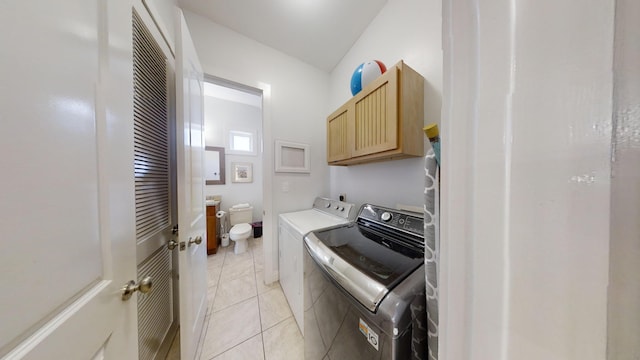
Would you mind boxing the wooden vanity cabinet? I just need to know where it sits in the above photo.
[327,60,424,165]
[206,204,218,255]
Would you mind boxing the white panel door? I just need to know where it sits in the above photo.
[0,0,137,359]
[175,9,208,360]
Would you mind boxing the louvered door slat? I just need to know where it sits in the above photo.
[133,11,173,360]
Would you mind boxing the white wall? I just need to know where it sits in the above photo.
[144,0,178,51]
[204,96,263,221]
[327,0,442,210]
[183,10,331,282]
[441,0,614,359]
[607,0,640,357]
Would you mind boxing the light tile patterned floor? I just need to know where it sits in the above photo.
[196,237,303,360]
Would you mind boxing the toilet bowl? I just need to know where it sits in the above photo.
[228,203,253,254]
[229,223,251,254]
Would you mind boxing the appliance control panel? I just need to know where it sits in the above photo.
[358,204,423,237]
[312,197,355,220]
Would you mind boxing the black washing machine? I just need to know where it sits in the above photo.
[303,204,427,360]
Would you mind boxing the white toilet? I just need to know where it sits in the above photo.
[228,203,253,254]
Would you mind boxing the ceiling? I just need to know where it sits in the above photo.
[177,0,389,72]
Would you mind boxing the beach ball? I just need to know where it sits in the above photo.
[350,60,387,96]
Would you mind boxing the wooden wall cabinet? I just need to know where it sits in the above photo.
[327,60,425,165]
[206,204,218,255]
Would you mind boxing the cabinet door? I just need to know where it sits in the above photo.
[327,104,351,162]
[206,206,218,254]
[351,67,399,157]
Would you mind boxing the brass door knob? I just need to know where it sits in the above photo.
[121,276,153,301]
[167,239,179,250]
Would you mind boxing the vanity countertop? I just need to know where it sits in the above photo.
[205,199,220,207]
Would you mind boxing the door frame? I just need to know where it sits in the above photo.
[202,74,275,284]
[440,0,614,359]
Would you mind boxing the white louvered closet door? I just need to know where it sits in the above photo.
[132,9,177,360]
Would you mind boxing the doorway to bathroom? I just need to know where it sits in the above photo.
[200,75,268,309]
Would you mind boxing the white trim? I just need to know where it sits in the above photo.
[260,83,277,284]
[439,0,475,357]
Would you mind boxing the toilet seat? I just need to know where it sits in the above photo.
[229,223,252,240]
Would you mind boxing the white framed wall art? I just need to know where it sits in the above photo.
[231,162,253,183]
[275,140,310,173]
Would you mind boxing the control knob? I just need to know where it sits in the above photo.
[381,212,393,222]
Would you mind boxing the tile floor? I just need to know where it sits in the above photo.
[193,237,303,360]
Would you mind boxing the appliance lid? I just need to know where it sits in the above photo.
[304,223,423,312]
[279,209,350,236]
[313,223,423,285]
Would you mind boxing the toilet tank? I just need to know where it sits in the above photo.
[229,205,253,225]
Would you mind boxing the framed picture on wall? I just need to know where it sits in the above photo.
[275,139,310,173]
[231,162,253,183]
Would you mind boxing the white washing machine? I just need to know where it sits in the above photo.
[278,197,354,334]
